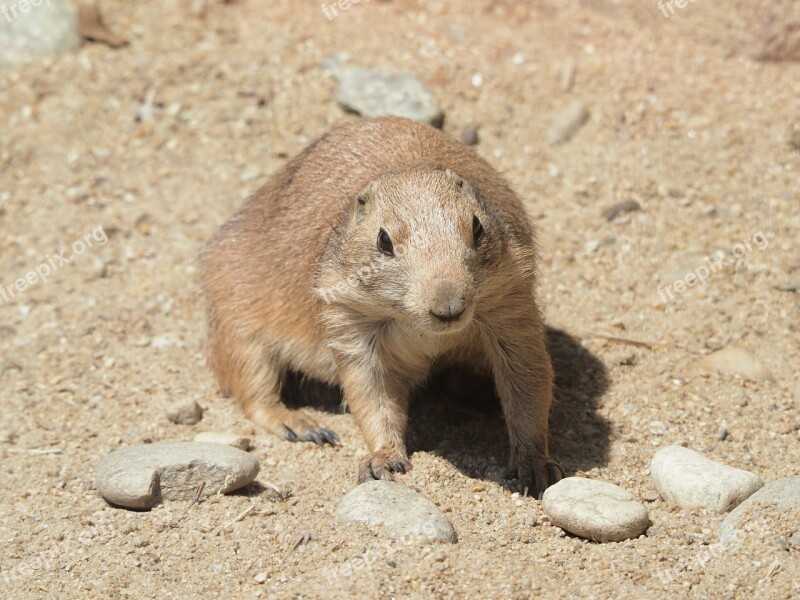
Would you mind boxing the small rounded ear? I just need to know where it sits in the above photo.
[352,179,378,224]
[443,168,466,189]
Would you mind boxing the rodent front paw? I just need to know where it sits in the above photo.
[357,449,412,483]
[516,454,564,499]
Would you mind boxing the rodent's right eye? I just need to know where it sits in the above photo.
[377,229,394,256]
[473,215,485,244]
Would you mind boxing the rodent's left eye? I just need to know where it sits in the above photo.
[377,229,394,256]
[472,215,485,244]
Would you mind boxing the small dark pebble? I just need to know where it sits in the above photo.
[461,128,479,146]
[718,427,729,441]
[602,200,641,221]
[773,282,799,292]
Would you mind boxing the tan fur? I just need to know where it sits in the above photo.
[198,116,562,495]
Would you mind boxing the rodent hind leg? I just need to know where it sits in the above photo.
[215,333,340,446]
[338,362,412,483]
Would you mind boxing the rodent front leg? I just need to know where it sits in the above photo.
[487,313,564,498]
[338,360,413,483]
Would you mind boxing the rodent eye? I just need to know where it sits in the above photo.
[377,229,394,256]
[472,215,485,244]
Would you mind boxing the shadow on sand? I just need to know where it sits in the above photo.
[282,326,610,486]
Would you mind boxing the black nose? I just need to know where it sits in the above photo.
[430,307,466,323]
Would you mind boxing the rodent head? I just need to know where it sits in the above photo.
[325,167,506,335]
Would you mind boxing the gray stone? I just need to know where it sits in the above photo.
[336,481,456,543]
[720,477,800,544]
[166,400,203,425]
[95,442,259,509]
[542,477,649,543]
[602,200,641,221]
[461,128,479,146]
[651,446,764,515]
[547,100,589,146]
[0,0,80,67]
[323,58,443,127]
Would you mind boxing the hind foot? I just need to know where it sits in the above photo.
[251,405,341,446]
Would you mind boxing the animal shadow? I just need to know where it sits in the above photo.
[280,326,611,487]
[406,326,611,486]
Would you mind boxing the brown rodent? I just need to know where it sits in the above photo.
[198,116,562,496]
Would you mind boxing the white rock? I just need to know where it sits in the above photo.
[547,100,590,146]
[95,442,259,509]
[194,432,251,451]
[697,347,772,381]
[166,400,203,425]
[0,0,80,66]
[651,446,764,515]
[720,477,800,544]
[542,477,649,543]
[336,481,456,544]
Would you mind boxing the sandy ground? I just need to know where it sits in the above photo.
[1,1,799,598]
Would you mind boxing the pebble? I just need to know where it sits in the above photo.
[541,477,649,542]
[602,200,641,221]
[720,477,800,544]
[0,0,80,66]
[460,128,480,146]
[547,100,589,146]
[166,400,204,425]
[584,239,600,253]
[95,442,259,509]
[193,432,251,451]
[789,121,800,151]
[697,347,772,381]
[322,58,444,127]
[0,358,22,375]
[335,481,457,543]
[650,446,764,515]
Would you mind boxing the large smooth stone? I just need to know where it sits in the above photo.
[323,58,444,127]
[542,477,649,542]
[336,481,456,543]
[95,442,259,509]
[651,446,764,515]
[0,0,80,66]
[720,477,800,544]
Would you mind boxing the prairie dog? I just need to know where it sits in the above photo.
[199,116,562,495]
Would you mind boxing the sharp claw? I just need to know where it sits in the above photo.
[320,429,341,446]
[305,430,323,445]
[283,425,299,442]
